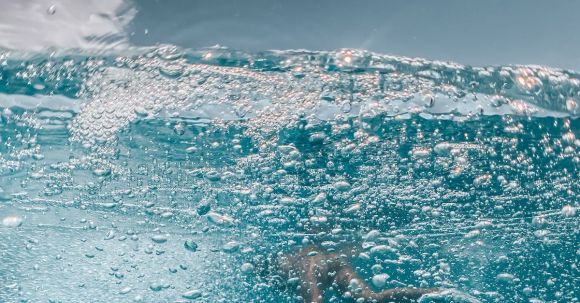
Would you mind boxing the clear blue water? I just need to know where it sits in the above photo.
[0,46,578,303]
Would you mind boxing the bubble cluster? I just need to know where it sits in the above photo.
[64,46,580,149]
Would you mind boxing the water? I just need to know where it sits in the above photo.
[0,46,578,303]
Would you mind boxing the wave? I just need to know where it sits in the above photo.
[1,45,578,146]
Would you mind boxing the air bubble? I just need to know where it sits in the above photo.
[174,123,185,135]
[134,106,150,117]
[562,132,576,144]
[184,240,198,252]
[0,187,10,201]
[312,192,327,204]
[104,230,115,240]
[561,205,576,217]
[344,203,361,213]
[411,147,431,158]
[371,273,390,288]
[151,234,168,243]
[222,241,240,253]
[47,5,56,15]
[496,273,516,284]
[207,212,234,225]
[2,215,23,227]
[182,290,202,299]
[433,142,452,156]
[566,99,578,113]
[333,181,351,192]
[119,287,132,294]
[149,282,169,291]
[240,263,255,274]
[93,167,111,177]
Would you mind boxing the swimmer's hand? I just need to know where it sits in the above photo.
[370,287,440,302]
[418,288,481,303]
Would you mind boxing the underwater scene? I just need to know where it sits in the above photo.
[0,46,578,303]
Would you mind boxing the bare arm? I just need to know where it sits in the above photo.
[283,246,439,303]
[302,256,323,303]
[330,256,439,303]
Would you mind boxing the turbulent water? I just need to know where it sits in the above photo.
[0,46,578,303]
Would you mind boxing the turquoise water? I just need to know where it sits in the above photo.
[0,46,578,303]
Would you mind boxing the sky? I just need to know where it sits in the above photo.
[128,0,580,70]
[2,0,580,70]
